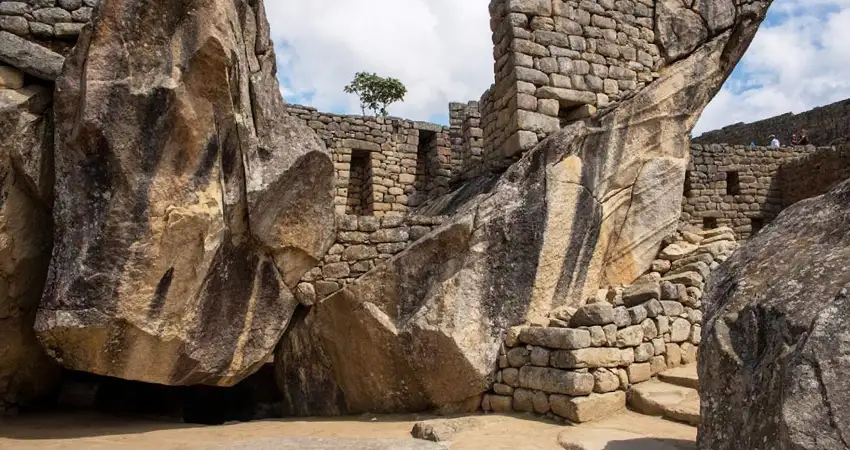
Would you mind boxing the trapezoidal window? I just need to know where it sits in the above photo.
[683,171,693,197]
[346,150,373,216]
[703,217,718,230]
[416,130,438,195]
[727,171,741,195]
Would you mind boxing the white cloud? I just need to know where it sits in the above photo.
[693,1,850,135]
[265,0,492,121]
[266,0,848,132]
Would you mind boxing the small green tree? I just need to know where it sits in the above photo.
[344,72,407,117]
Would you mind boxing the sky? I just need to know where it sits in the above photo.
[265,0,850,136]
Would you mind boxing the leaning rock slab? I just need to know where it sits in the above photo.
[35,0,333,387]
[0,31,64,81]
[0,84,59,413]
[275,0,771,415]
[699,180,850,449]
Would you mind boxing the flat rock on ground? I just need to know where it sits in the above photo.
[0,410,696,450]
[657,364,699,389]
[628,380,700,426]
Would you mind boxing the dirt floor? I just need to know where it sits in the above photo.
[0,410,696,449]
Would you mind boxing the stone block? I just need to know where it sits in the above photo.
[593,368,620,393]
[588,326,606,347]
[507,347,531,367]
[571,303,615,326]
[518,327,592,350]
[493,383,514,396]
[489,395,513,413]
[502,130,539,157]
[681,343,697,364]
[502,368,520,387]
[512,109,560,134]
[322,262,350,279]
[536,86,597,107]
[0,63,23,89]
[634,343,654,362]
[0,31,64,80]
[550,391,626,423]
[342,245,378,261]
[616,325,644,348]
[627,305,647,324]
[627,363,652,384]
[519,366,594,395]
[613,306,630,327]
[622,280,661,306]
[508,0,551,15]
[661,300,685,317]
[512,388,535,412]
[665,344,682,367]
[670,318,691,342]
[530,346,551,366]
[54,22,84,39]
[641,318,658,341]
[533,391,550,414]
[294,282,316,306]
[650,355,667,375]
[550,348,627,369]
[644,299,663,317]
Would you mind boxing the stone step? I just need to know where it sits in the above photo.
[627,380,700,426]
[658,364,699,389]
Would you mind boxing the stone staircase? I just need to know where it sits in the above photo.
[627,364,700,426]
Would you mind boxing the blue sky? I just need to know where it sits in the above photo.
[265,0,850,135]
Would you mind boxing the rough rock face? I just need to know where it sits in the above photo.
[0,83,59,412]
[35,0,334,387]
[699,180,850,449]
[275,1,772,415]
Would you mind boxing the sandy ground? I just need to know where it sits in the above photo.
[0,410,696,450]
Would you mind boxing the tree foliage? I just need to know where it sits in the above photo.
[343,72,407,117]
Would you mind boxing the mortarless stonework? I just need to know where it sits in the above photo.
[284,104,452,215]
[682,143,850,239]
[694,97,850,147]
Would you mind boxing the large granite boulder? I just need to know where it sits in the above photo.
[275,1,772,415]
[699,180,850,449]
[0,84,59,413]
[35,0,335,387]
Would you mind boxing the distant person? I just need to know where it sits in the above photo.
[791,134,799,146]
[798,129,810,145]
[750,141,756,148]
[769,134,780,148]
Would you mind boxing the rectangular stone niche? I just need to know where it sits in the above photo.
[346,150,374,216]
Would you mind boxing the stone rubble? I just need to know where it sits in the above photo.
[483,227,737,423]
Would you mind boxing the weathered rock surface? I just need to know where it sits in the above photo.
[0,84,59,413]
[275,1,771,415]
[699,180,850,449]
[35,0,334,387]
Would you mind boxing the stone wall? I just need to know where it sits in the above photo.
[284,104,452,216]
[777,143,850,208]
[457,0,662,175]
[294,215,446,305]
[693,97,850,147]
[681,144,816,239]
[483,228,737,422]
[0,0,96,54]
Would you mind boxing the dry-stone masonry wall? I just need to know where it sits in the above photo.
[682,143,850,239]
[284,104,452,216]
[0,0,96,54]
[693,97,850,147]
[483,227,737,423]
[455,0,663,176]
[294,215,446,305]
[777,144,850,208]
